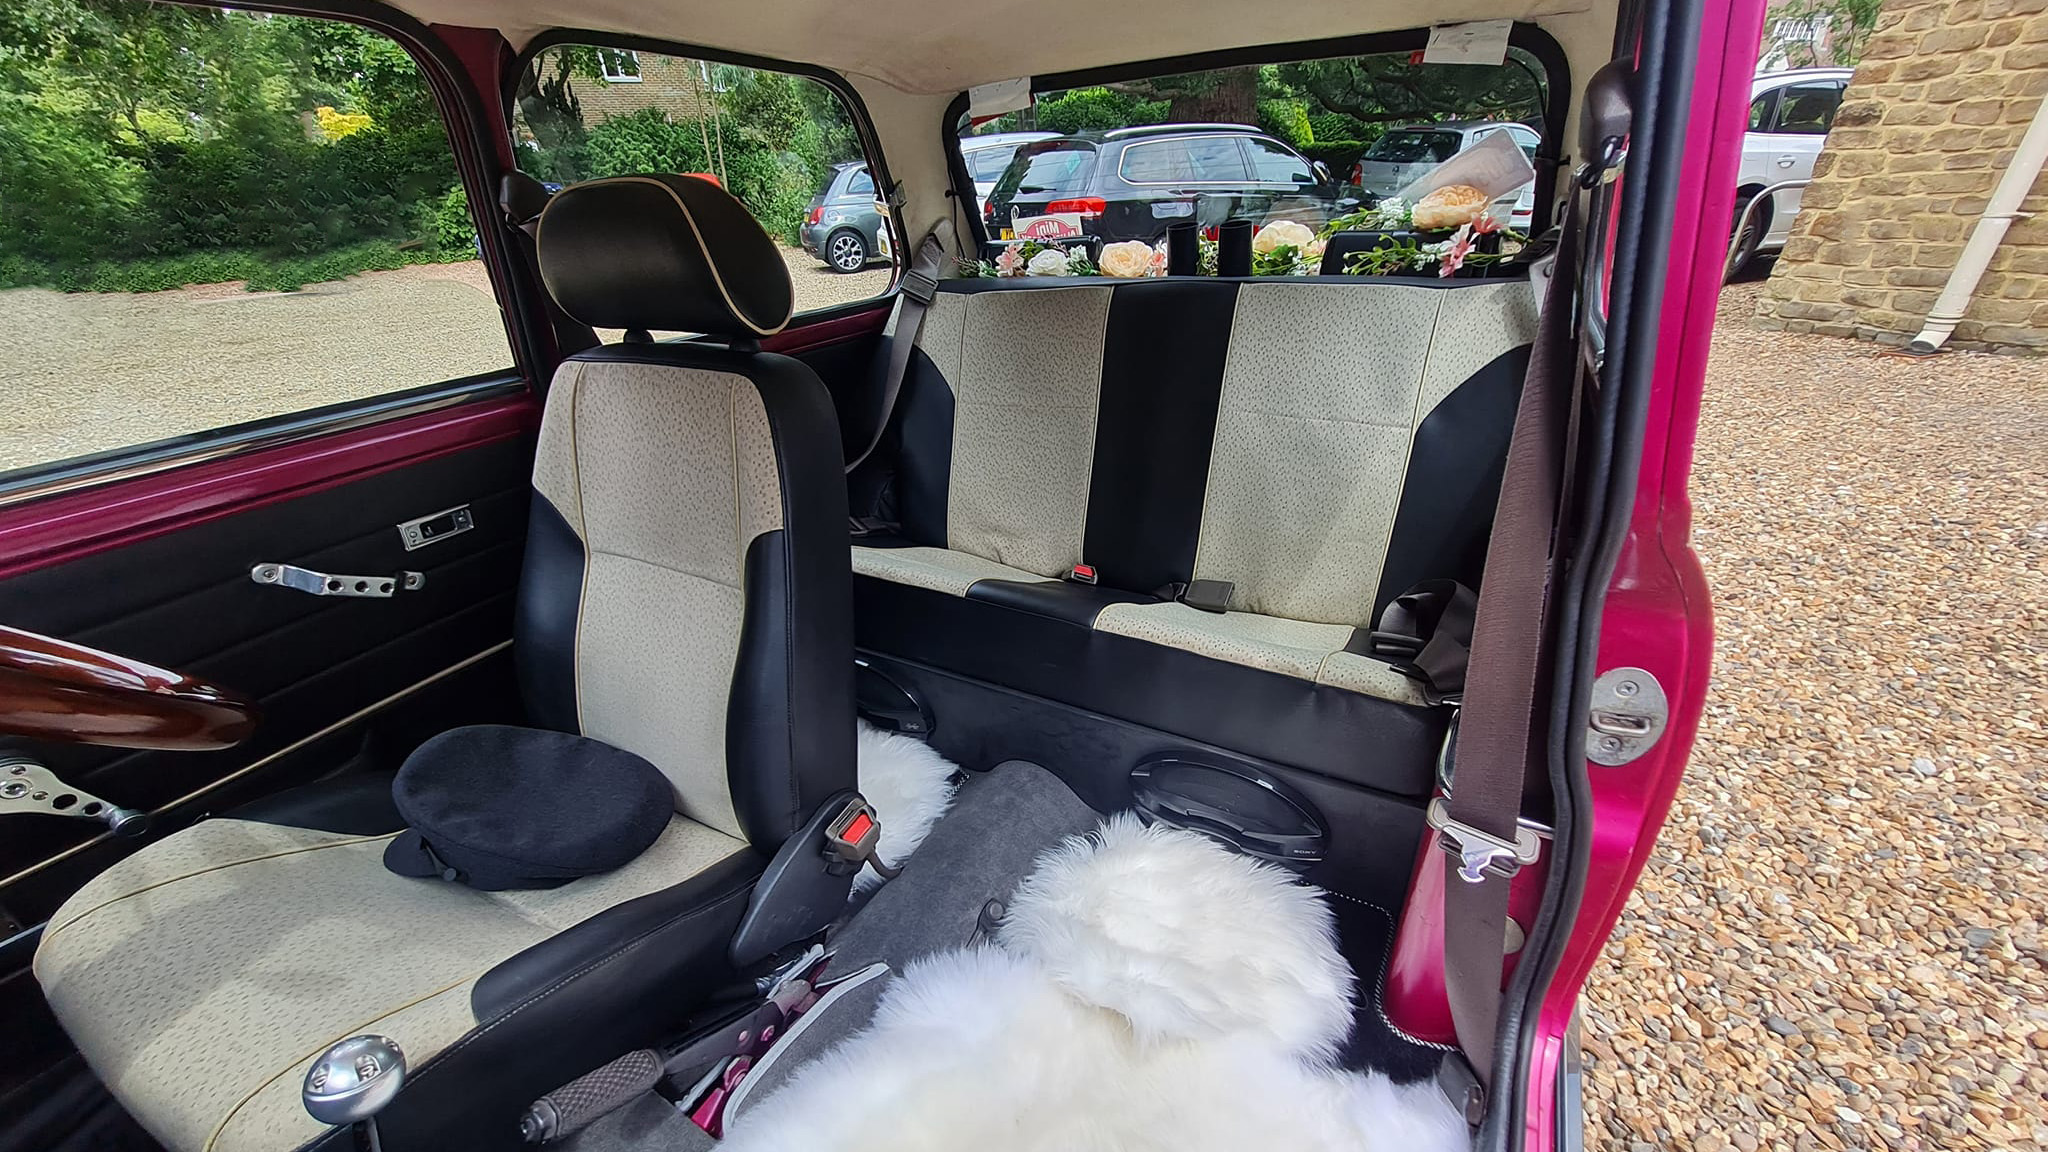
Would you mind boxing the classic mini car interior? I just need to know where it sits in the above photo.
[0,0,1739,1150]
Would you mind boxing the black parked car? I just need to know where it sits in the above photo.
[982,124,1362,251]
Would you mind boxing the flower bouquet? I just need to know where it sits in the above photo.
[962,238,1166,279]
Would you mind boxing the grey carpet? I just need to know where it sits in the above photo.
[563,760,1099,1152]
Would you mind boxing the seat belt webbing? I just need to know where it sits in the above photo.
[1439,182,1587,1095]
[845,233,946,475]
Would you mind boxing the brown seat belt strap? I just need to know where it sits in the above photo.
[1439,180,1588,1098]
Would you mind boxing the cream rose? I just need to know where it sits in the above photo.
[1252,219,1316,254]
[1026,248,1070,276]
[1097,240,1158,279]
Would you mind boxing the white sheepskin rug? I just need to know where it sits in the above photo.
[724,814,1468,1152]
[853,721,960,892]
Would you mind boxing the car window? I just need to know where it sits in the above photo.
[1121,137,1248,183]
[1246,138,1315,183]
[967,147,1017,183]
[513,44,900,318]
[0,5,513,480]
[1770,83,1844,134]
[1363,130,1461,164]
[996,141,1098,197]
[1506,125,1541,160]
[1748,90,1780,131]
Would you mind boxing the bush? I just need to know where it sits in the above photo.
[583,107,711,176]
[1034,88,1168,135]
[1308,112,1370,143]
[420,185,476,258]
[1302,141,1369,175]
[0,105,143,265]
[1258,100,1314,148]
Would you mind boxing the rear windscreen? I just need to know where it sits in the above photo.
[1363,131,1460,164]
[994,142,1098,198]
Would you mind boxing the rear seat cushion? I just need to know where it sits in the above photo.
[1092,602,1425,707]
[851,545,1042,597]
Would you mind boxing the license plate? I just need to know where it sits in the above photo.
[999,228,1015,241]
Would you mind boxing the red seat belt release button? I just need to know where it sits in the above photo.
[1066,564,1098,585]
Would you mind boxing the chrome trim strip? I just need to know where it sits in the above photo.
[0,640,512,894]
[0,374,525,511]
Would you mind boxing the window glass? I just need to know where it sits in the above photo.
[961,49,1553,264]
[597,49,641,82]
[1748,90,1779,131]
[1247,138,1314,183]
[0,3,511,478]
[994,141,1098,198]
[1364,130,1461,164]
[513,45,898,317]
[1771,83,1843,134]
[1122,137,1247,183]
[967,147,1016,183]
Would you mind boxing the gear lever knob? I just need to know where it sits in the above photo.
[304,1035,406,1133]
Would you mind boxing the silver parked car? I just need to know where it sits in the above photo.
[1727,66,1852,276]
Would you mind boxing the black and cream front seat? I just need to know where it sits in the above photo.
[33,176,856,1152]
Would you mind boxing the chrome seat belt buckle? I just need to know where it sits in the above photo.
[1427,798,1541,884]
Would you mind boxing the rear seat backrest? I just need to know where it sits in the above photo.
[1190,280,1540,625]
[909,285,1114,577]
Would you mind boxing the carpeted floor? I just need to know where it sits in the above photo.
[566,757,1448,1150]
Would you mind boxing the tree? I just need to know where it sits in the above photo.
[1273,50,1547,130]
[1766,0,1883,67]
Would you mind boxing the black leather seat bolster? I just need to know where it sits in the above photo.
[854,575,1443,796]
[965,579,1156,628]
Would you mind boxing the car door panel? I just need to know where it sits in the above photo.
[0,419,534,931]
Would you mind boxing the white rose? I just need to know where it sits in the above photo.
[1026,248,1070,276]
[1097,240,1157,278]
[1252,219,1316,254]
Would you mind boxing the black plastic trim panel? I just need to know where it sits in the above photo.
[854,575,1443,796]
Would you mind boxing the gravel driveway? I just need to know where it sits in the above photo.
[1582,281,2048,1152]
[0,248,892,474]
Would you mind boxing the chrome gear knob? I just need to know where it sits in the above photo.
[303,1035,406,1127]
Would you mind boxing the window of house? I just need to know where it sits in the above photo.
[0,4,512,481]
[598,49,642,83]
[513,43,899,319]
[1771,83,1844,134]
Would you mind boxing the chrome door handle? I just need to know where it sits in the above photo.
[252,563,424,598]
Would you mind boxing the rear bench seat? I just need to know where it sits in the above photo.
[851,275,1539,791]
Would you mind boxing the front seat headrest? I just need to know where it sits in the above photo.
[537,174,795,339]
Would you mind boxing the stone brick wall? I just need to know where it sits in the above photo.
[1756,0,2048,353]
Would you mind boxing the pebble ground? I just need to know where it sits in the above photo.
[1581,281,2048,1152]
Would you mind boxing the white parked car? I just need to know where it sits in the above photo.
[958,130,1058,215]
[1729,67,1852,275]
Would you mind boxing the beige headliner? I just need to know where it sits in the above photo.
[394,0,1605,95]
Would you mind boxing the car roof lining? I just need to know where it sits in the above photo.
[389,0,1610,97]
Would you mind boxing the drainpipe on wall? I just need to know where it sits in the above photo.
[1907,91,2048,354]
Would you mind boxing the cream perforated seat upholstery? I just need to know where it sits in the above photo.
[35,175,856,1152]
[848,276,1536,790]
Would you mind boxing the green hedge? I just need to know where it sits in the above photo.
[1302,141,1369,175]
[0,240,466,294]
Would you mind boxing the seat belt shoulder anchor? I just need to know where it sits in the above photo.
[1427,797,1541,884]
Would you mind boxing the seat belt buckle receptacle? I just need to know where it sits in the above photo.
[823,797,899,879]
[1427,798,1541,884]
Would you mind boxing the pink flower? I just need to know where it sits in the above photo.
[995,245,1025,276]
[1148,243,1168,276]
[1439,224,1476,279]
[1470,212,1503,236]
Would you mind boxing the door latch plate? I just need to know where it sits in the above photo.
[1585,666,1668,766]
